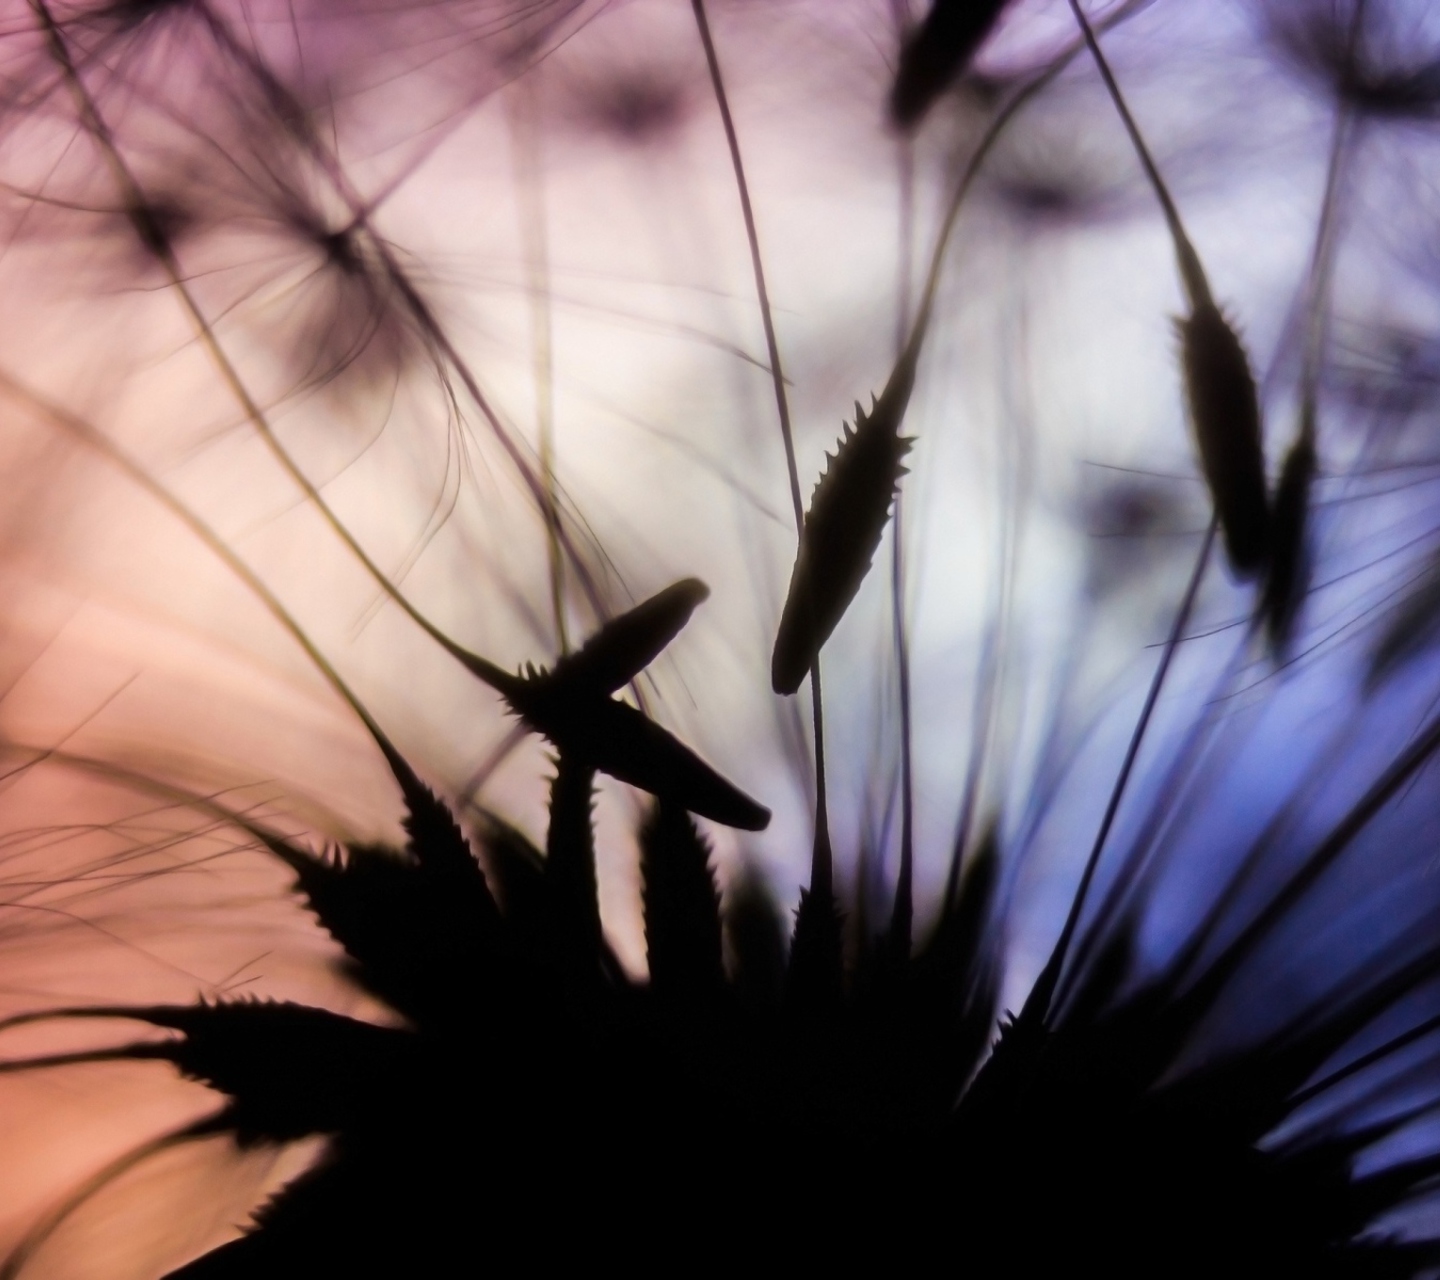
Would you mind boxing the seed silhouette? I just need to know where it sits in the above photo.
[891,0,1012,130]
[1178,300,1271,576]
[772,341,918,696]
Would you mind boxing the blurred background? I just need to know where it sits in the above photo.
[0,0,1439,1271]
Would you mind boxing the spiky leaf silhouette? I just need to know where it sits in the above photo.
[0,1001,410,1144]
[1066,0,1271,580]
[543,754,603,977]
[641,800,724,1001]
[1,732,1438,1277]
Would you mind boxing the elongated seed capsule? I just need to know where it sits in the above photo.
[1370,555,1440,686]
[1066,0,1271,577]
[505,673,771,831]
[551,578,709,696]
[771,343,918,695]
[891,0,1011,130]
[440,578,768,829]
[1178,299,1271,576]
[1262,425,1316,656]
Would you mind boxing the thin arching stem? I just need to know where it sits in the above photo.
[194,0,612,628]
[1299,94,1358,439]
[691,0,831,883]
[690,0,801,533]
[1030,519,1217,1023]
[888,110,917,956]
[509,67,569,654]
[26,0,524,708]
[1066,0,1210,308]
[888,512,915,952]
[0,367,466,792]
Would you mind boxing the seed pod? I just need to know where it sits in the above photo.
[506,673,770,831]
[471,578,768,830]
[1178,299,1271,576]
[552,578,709,696]
[1262,427,1316,657]
[1370,553,1440,686]
[891,0,1011,131]
[771,345,918,695]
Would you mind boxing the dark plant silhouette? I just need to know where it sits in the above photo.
[4,1,1440,1277]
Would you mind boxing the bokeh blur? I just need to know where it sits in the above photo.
[3,0,1440,1272]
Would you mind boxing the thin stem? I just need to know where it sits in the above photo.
[30,0,520,708]
[888,513,915,952]
[509,68,569,654]
[811,662,832,895]
[0,366,455,788]
[1031,518,1217,1023]
[691,0,831,866]
[690,0,802,533]
[1067,0,1210,309]
[1299,96,1358,440]
[195,1,612,625]
[909,0,1157,350]
[889,119,916,955]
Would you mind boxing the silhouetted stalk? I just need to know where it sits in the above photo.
[689,0,801,532]
[190,1,615,629]
[888,107,916,958]
[1029,518,1217,1022]
[26,0,524,709]
[1065,0,1210,309]
[1293,22,1361,455]
[0,367,427,789]
[887,501,915,956]
[1302,91,1357,412]
[509,67,569,655]
[905,0,1154,350]
[1263,78,1355,652]
[900,3,1155,918]
[690,0,831,879]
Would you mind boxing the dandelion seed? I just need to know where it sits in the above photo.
[1262,426,1317,655]
[771,342,918,696]
[1178,300,1271,576]
[890,0,1011,130]
[1069,0,1271,577]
